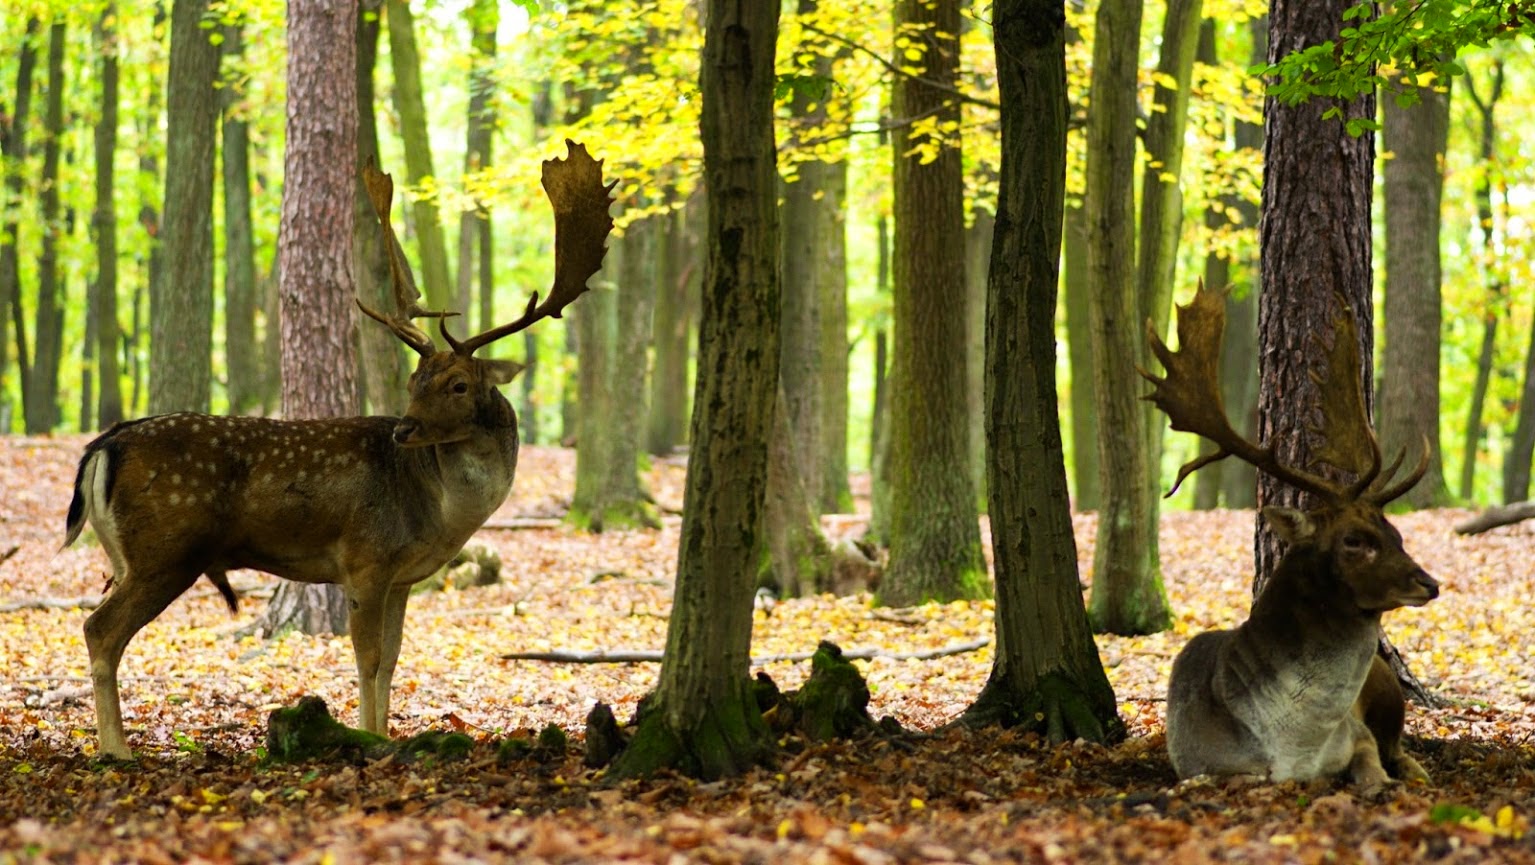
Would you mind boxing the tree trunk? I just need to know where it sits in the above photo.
[132,4,168,420]
[1378,79,1450,508]
[966,208,993,509]
[961,0,1123,744]
[0,17,39,434]
[91,6,124,429]
[881,0,986,607]
[867,212,891,543]
[604,216,660,528]
[647,201,691,455]
[385,0,452,311]
[149,0,220,415]
[1063,200,1098,511]
[221,23,260,416]
[1256,0,1376,589]
[1085,0,1170,635]
[259,0,359,640]
[26,20,67,434]
[609,0,780,780]
[456,0,497,322]
[353,0,405,417]
[1134,0,1201,509]
[1218,287,1259,508]
[1461,61,1504,503]
[818,159,853,513]
[763,384,838,598]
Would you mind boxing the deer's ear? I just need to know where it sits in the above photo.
[482,360,526,385]
[1262,506,1315,544]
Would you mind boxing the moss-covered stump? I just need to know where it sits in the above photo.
[265,696,391,763]
[497,723,570,765]
[956,671,1126,745]
[791,641,875,741]
[584,702,626,768]
[397,730,476,762]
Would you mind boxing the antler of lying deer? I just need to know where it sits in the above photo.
[1138,280,1429,505]
[358,140,616,359]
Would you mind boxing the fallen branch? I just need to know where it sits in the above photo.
[1454,501,1535,535]
[501,637,990,665]
[0,583,267,614]
[480,517,566,531]
[0,545,18,566]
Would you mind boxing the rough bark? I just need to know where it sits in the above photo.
[609,0,781,780]
[959,0,1122,744]
[1461,62,1504,502]
[1378,80,1450,508]
[261,0,359,639]
[149,0,220,415]
[1255,0,1376,589]
[881,0,987,607]
[385,0,452,311]
[221,23,260,416]
[1084,0,1170,635]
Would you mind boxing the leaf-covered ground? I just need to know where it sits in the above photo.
[2,436,1533,863]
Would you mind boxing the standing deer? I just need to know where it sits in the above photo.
[1140,282,1438,796]
[63,140,615,760]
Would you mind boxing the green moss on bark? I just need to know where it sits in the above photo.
[607,689,773,782]
[957,670,1125,745]
[265,696,390,763]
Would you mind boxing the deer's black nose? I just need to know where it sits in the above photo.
[393,418,420,444]
[1416,571,1440,600]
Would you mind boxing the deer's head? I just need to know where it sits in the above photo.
[359,141,615,447]
[1140,281,1439,612]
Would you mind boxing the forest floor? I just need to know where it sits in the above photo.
[1,436,1533,863]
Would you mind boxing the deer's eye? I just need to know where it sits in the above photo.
[452,380,470,395]
[1341,533,1371,552]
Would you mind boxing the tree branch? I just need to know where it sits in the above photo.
[500,637,990,665]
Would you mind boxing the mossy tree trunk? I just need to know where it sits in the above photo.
[1084,0,1170,635]
[818,160,852,514]
[609,0,780,781]
[1063,200,1098,511]
[764,384,838,598]
[962,0,1121,744]
[880,0,987,607]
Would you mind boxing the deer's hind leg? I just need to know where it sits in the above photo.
[83,565,201,760]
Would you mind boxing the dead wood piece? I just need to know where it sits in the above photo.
[499,637,990,665]
[1454,501,1535,535]
[480,517,565,530]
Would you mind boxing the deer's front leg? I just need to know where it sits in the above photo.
[371,585,411,734]
[347,583,391,736]
[1348,722,1390,798]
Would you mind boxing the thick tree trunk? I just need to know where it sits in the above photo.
[260,0,359,639]
[92,7,123,429]
[610,0,780,780]
[1378,80,1450,508]
[1084,0,1170,635]
[881,0,986,607]
[149,0,220,415]
[385,0,452,311]
[1256,0,1376,589]
[221,23,260,416]
[26,21,67,434]
[962,0,1122,744]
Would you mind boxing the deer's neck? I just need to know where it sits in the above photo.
[407,414,519,533]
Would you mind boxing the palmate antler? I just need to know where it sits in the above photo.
[358,140,616,358]
[1138,280,1429,506]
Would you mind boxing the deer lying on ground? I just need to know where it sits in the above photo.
[1140,282,1438,796]
[63,140,615,760]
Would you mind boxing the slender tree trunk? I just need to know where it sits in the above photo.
[647,201,691,455]
[150,0,220,415]
[867,212,891,541]
[961,0,1123,744]
[966,208,994,508]
[881,0,986,607]
[221,23,260,416]
[1462,61,1504,502]
[260,0,360,639]
[764,384,837,597]
[93,7,123,429]
[1063,200,1097,511]
[0,18,39,434]
[610,0,781,780]
[27,21,68,434]
[602,216,660,529]
[1378,79,1450,508]
[456,0,497,322]
[133,3,168,420]
[385,0,452,311]
[1085,0,1170,635]
[818,159,853,513]
[353,0,404,416]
